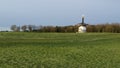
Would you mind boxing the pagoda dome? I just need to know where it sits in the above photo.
[78,26,86,33]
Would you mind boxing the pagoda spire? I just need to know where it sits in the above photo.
[82,15,84,25]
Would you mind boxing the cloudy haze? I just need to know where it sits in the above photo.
[0,0,120,27]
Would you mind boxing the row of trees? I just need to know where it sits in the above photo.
[11,25,39,32]
[87,23,120,33]
[11,23,120,33]
[11,25,78,32]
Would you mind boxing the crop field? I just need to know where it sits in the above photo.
[0,32,120,68]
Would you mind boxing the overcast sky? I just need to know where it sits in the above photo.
[0,0,120,27]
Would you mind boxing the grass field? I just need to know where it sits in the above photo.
[0,32,120,68]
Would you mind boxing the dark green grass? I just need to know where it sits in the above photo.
[0,32,120,68]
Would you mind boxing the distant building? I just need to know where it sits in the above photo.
[0,27,12,32]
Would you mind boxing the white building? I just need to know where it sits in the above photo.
[0,27,12,32]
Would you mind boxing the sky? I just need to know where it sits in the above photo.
[0,0,120,27]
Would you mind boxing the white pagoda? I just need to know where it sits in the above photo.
[78,15,87,33]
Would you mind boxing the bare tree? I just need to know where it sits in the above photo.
[21,25,27,32]
[28,25,33,32]
[11,25,17,31]
[16,26,20,32]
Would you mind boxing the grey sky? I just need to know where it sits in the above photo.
[0,0,120,27]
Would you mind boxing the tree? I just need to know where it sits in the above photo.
[10,25,20,32]
[28,25,33,32]
[21,25,27,32]
[11,25,17,31]
[16,26,20,32]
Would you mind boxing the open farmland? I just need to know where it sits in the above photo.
[0,32,120,68]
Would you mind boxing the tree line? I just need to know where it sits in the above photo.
[87,23,120,33]
[11,23,120,33]
[11,25,77,32]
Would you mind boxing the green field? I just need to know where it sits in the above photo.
[0,32,120,68]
